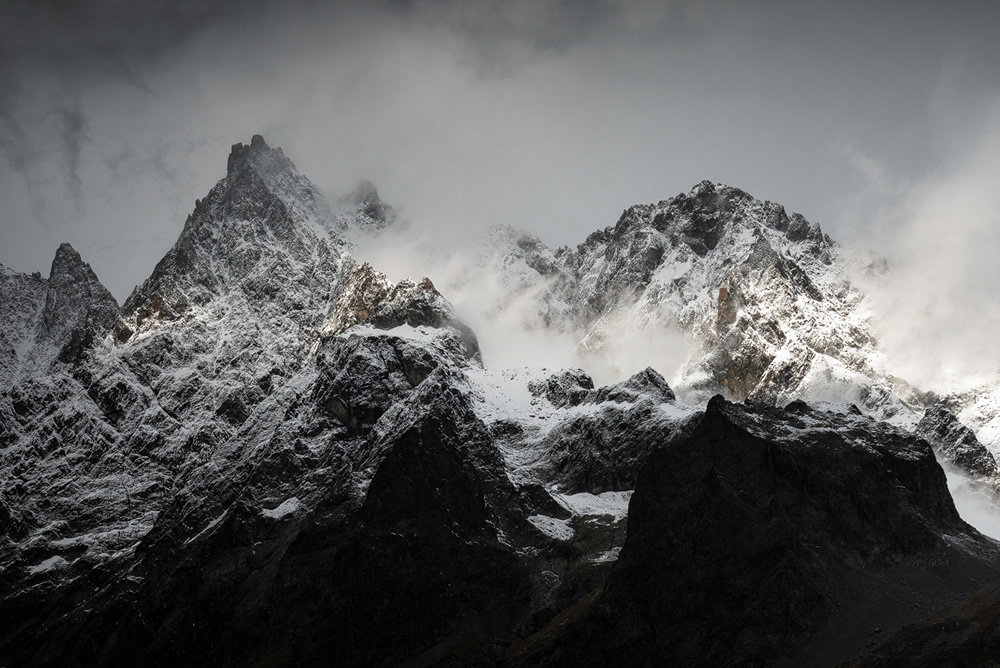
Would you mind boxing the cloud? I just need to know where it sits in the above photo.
[391,0,722,73]
[836,139,908,197]
[351,221,694,389]
[944,465,1000,540]
[853,97,1000,391]
[56,103,89,207]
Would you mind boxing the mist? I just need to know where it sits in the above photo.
[848,98,1000,394]
[3,3,1000,408]
[944,465,1000,541]
[3,0,1000,553]
[352,223,694,389]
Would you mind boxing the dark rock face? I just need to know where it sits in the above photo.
[521,367,693,495]
[528,368,594,408]
[511,397,998,667]
[24,391,527,668]
[6,331,647,667]
[856,580,1000,667]
[312,332,445,435]
[916,403,1000,478]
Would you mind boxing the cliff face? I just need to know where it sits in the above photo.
[510,397,994,667]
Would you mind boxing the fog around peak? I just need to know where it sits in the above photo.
[2,1,1000,395]
[850,98,1000,392]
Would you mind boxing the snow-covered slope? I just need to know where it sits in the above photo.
[0,136,697,665]
[0,137,404,640]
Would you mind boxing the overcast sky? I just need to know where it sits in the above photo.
[2,0,1000,326]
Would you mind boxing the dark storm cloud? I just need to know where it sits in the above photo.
[0,0,268,76]
[0,0,279,217]
[1,0,686,80]
[0,0,719,239]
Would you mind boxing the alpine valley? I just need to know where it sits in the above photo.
[4,136,1000,667]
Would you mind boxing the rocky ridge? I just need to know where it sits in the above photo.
[470,181,915,423]
[0,243,118,388]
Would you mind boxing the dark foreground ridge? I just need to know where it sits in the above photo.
[511,397,1000,667]
[6,391,1000,666]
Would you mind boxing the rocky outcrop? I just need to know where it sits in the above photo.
[122,135,353,329]
[0,244,119,384]
[41,244,120,363]
[339,178,395,235]
[916,403,1000,478]
[510,397,999,667]
[327,263,480,362]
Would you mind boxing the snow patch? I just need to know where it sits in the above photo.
[528,514,574,541]
[185,512,228,545]
[591,547,623,563]
[556,491,633,520]
[465,367,559,430]
[262,497,302,519]
[349,323,437,343]
[28,555,69,575]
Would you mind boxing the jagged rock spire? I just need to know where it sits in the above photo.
[41,243,119,358]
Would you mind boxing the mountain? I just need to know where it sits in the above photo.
[3,137,1000,666]
[471,181,920,423]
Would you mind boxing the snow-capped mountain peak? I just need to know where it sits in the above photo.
[461,179,919,426]
[6,136,1000,667]
[0,243,118,387]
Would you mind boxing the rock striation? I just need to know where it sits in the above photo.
[916,403,1000,479]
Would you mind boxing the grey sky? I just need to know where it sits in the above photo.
[1,0,1000,316]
